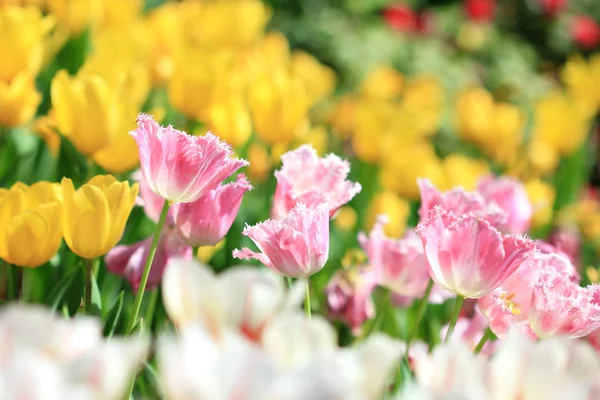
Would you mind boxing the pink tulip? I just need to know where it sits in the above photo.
[415,207,534,298]
[417,179,507,228]
[326,267,377,334]
[105,228,192,291]
[172,174,252,247]
[359,216,430,298]
[130,114,249,203]
[477,176,533,234]
[548,227,582,271]
[271,145,361,219]
[132,170,172,224]
[529,267,600,339]
[233,204,330,278]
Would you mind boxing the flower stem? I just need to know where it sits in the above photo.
[4,263,15,301]
[84,258,93,313]
[406,279,434,347]
[127,201,171,334]
[305,281,311,319]
[444,295,465,344]
[192,245,200,260]
[474,327,494,354]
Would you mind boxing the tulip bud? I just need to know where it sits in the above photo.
[0,182,62,267]
[0,72,41,127]
[61,175,138,259]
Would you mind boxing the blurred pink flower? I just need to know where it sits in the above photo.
[464,0,496,23]
[172,174,252,247]
[326,267,377,334]
[130,113,248,203]
[572,16,600,49]
[416,207,534,298]
[105,227,192,291]
[547,227,582,271]
[233,204,330,278]
[359,217,430,298]
[417,178,507,228]
[477,176,533,234]
[529,267,600,338]
[271,145,361,219]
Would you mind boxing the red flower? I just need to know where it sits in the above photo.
[572,16,600,49]
[383,4,419,32]
[464,0,496,23]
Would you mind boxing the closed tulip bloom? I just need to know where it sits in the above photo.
[0,72,41,127]
[130,114,249,203]
[233,204,330,278]
[61,175,138,259]
[359,218,430,298]
[0,182,62,267]
[416,207,534,298]
[172,174,252,247]
[105,227,192,292]
[477,176,533,234]
[272,144,361,219]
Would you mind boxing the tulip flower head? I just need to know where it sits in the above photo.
[233,203,330,278]
[477,176,533,234]
[272,144,361,219]
[61,175,138,259]
[130,113,249,203]
[172,174,253,247]
[0,182,62,267]
[416,207,535,298]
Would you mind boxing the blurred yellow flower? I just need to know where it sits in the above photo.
[527,139,560,176]
[402,75,444,137]
[562,54,600,111]
[0,72,41,127]
[47,0,102,36]
[51,69,133,157]
[525,179,555,229]
[442,154,489,191]
[249,71,310,145]
[333,206,358,232]
[294,125,328,155]
[92,125,139,174]
[487,102,525,165]
[360,65,404,100]
[455,86,494,143]
[365,191,410,238]
[290,50,336,104]
[0,0,45,6]
[531,90,593,157]
[100,0,142,28]
[352,100,396,163]
[380,140,445,199]
[247,143,271,182]
[61,175,138,259]
[188,0,271,49]
[168,49,244,121]
[33,114,61,155]
[328,95,357,140]
[241,32,290,81]
[206,95,252,149]
[0,6,54,83]
[0,181,62,268]
[196,239,226,263]
[456,22,487,52]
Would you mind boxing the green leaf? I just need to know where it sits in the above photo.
[87,271,103,316]
[104,291,125,338]
[48,267,79,311]
[553,142,592,212]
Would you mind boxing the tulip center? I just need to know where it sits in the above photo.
[499,292,521,315]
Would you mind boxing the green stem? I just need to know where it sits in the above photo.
[5,263,15,301]
[127,201,171,334]
[21,268,35,303]
[144,289,159,331]
[406,279,434,347]
[474,327,493,354]
[444,295,465,344]
[304,281,311,319]
[192,245,200,260]
[84,258,93,313]
[286,277,293,289]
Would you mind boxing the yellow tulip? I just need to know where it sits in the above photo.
[33,114,61,155]
[206,95,252,149]
[240,32,290,82]
[365,191,410,238]
[562,54,600,111]
[61,175,138,259]
[197,239,225,264]
[248,70,310,145]
[51,69,131,156]
[188,0,271,49]
[294,125,328,156]
[290,50,336,104]
[525,179,555,229]
[0,72,41,127]
[487,102,525,165]
[352,100,396,163]
[247,143,271,183]
[0,181,62,268]
[92,126,140,174]
[527,139,560,176]
[455,87,495,143]
[333,206,358,232]
[402,75,444,137]
[531,90,593,157]
[0,6,54,83]
[328,95,357,140]
[360,66,404,100]
[100,0,142,28]
[442,154,489,191]
[46,0,103,36]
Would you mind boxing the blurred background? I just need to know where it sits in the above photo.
[1,0,600,342]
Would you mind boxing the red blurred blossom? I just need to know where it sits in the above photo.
[464,0,496,23]
[383,4,431,34]
[571,16,600,49]
[538,0,567,16]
